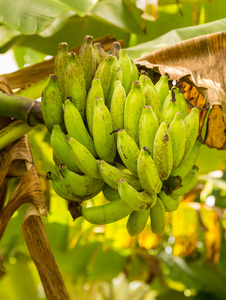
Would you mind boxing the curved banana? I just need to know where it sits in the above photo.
[124,80,146,145]
[158,190,181,212]
[153,122,173,180]
[50,124,81,174]
[116,129,140,176]
[137,147,162,194]
[54,42,68,100]
[139,105,159,155]
[154,74,169,108]
[126,209,151,237]
[98,160,142,191]
[86,78,104,136]
[102,184,120,202]
[173,166,199,195]
[93,97,116,162]
[41,75,65,132]
[150,197,166,234]
[118,49,133,94]
[64,99,97,157]
[67,137,101,179]
[118,179,157,211]
[169,112,186,169]
[93,42,107,67]
[65,52,87,119]
[78,35,96,91]
[110,81,126,132]
[82,198,133,225]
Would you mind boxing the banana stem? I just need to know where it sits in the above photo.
[0,93,43,126]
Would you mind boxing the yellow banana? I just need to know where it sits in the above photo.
[173,166,199,195]
[93,42,107,67]
[158,190,181,212]
[118,49,133,94]
[150,197,166,234]
[155,74,170,108]
[54,42,68,100]
[110,81,126,132]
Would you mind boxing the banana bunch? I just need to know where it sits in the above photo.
[42,35,201,237]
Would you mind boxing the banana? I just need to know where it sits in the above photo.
[93,43,107,68]
[139,105,159,155]
[169,112,186,169]
[118,49,133,94]
[60,165,104,196]
[54,42,68,100]
[108,41,121,58]
[126,209,151,237]
[64,99,97,157]
[155,74,170,108]
[150,197,166,234]
[41,75,65,132]
[182,107,200,161]
[50,124,81,174]
[65,52,87,119]
[67,137,101,179]
[158,190,181,212]
[173,166,199,195]
[124,81,146,145]
[160,95,180,124]
[47,172,97,202]
[161,87,178,112]
[118,179,157,211]
[116,129,140,176]
[86,78,104,136]
[93,97,116,162]
[82,198,133,225]
[130,58,139,83]
[137,147,162,194]
[102,184,120,201]
[177,90,188,119]
[98,160,142,191]
[140,76,161,120]
[153,122,173,180]
[110,81,126,132]
[78,35,96,91]
[170,141,201,178]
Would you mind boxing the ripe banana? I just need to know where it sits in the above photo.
[65,52,87,119]
[93,97,116,162]
[118,49,133,94]
[110,81,126,132]
[86,78,104,136]
[124,81,146,145]
[78,35,96,91]
[98,160,142,191]
[169,112,186,169]
[93,42,107,67]
[54,42,68,100]
[50,124,81,173]
[173,166,199,195]
[41,75,65,132]
[118,179,157,211]
[155,74,169,108]
[153,122,173,180]
[137,147,162,194]
[67,137,101,179]
[139,105,159,155]
[150,197,166,234]
[158,190,181,212]
[60,165,104,196]
[102,184,120,201]
[126,209,151,237]
[116,129,140,176]
[64,99,97,157]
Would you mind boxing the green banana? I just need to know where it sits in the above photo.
[182,107,200,160]
[54,42,68,100]
[131,58,139,83]
[126,209,151,237]
[86,78,104,136]
[64,99,97,157]
[118,49,133,94]
[173,166,199,195]
[170,141,201,179]
[41,75,65,132]
[160,95,180,124]
[50,124,81,174]
[177,91,188,119]
[155,74,170,108]
[140,76,161,120]
[153,122,173,180]
[93,97,116,162]
[137,147,162,194]
[60,165,104,196]
[67,137,101,179]
[139,105,159,155]
[93,43,107,67]
[78,35,96,91]
[169,112,186,169]
[108,41,121,58]
[116,129,140,176]
[82,198,133,225]
[150,197,166,234]
[102,184,120,201]
[158,190,181,212]
[118,179,157,211]
[110,81,126,132]
[124,81,146,145]
[98,160,142,191]
[161,87,178,112]
[65,52,87,119]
